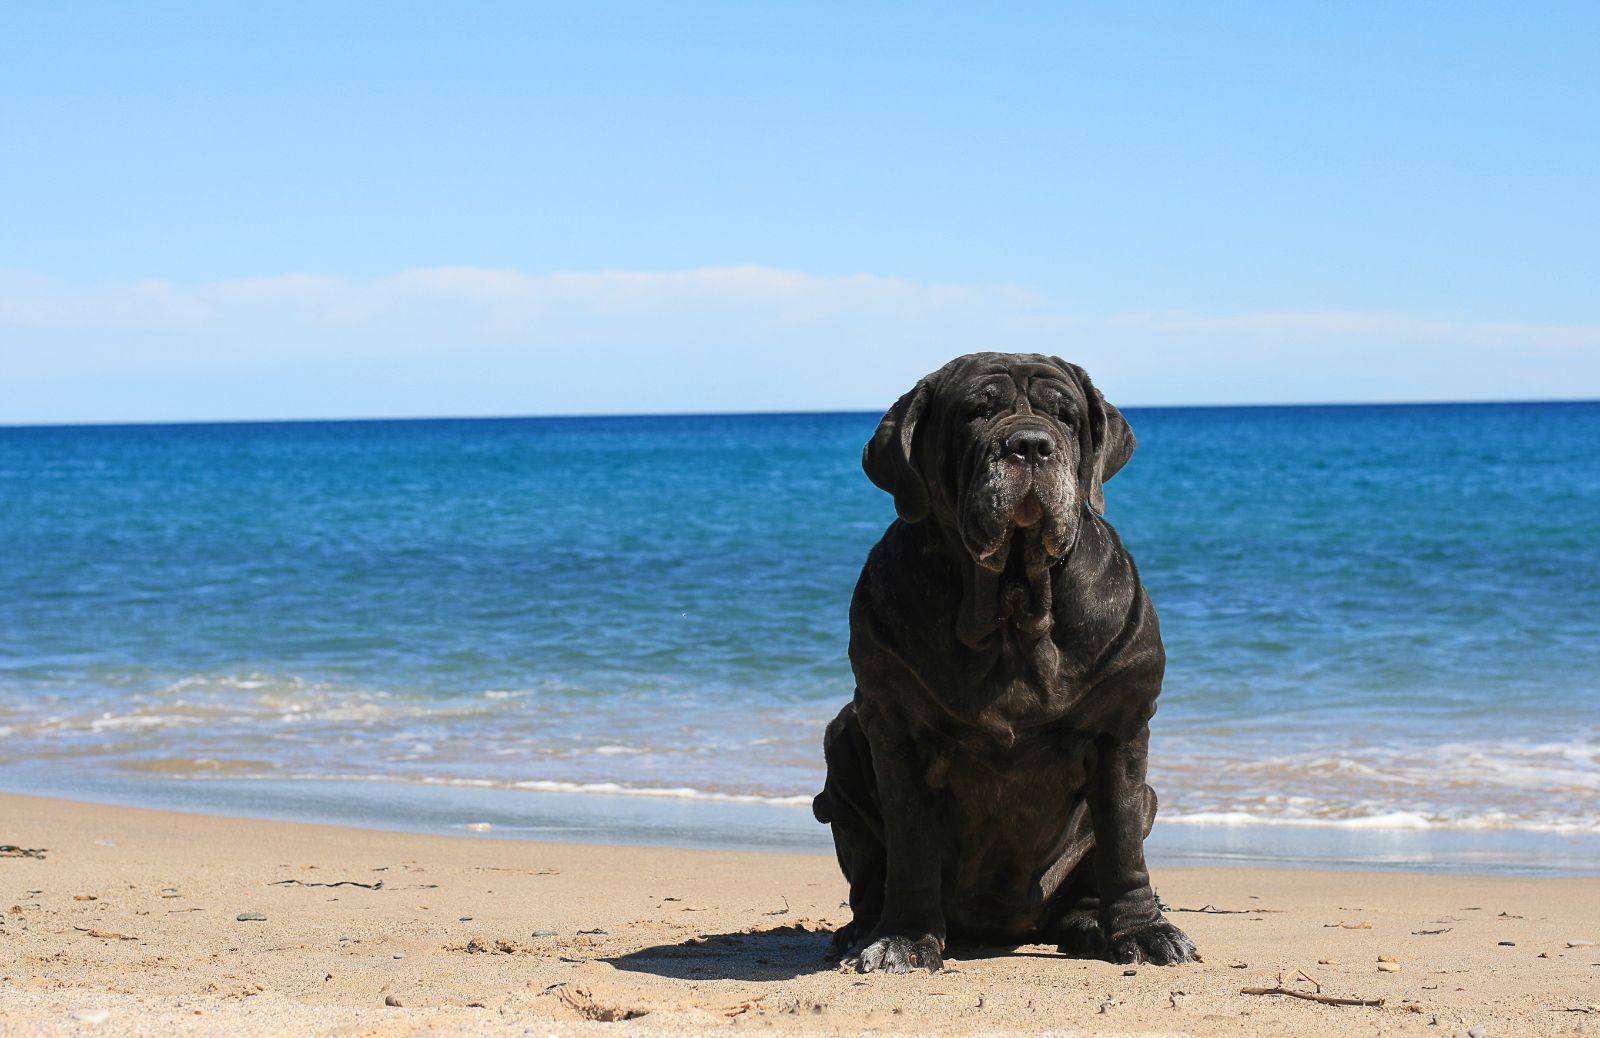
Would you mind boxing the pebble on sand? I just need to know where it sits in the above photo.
[1377,961,1402,973]
[385,994,403,1007]
[69,1009,111,1024]
[1568,939,1595,947]
[236,913,267,922]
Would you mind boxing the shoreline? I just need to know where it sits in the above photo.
[3,790,1597,1036]
[5,772,1599,877]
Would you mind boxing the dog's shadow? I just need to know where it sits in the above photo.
[605,925,1074,982]
[604,924,836,982]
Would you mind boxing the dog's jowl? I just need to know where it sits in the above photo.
[813,353,1197,974]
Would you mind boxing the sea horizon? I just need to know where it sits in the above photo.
[7,394,1600,431]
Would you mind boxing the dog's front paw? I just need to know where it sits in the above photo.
[1106,918,1197,965]
[844,934,944,974]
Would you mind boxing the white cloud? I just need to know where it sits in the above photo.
[1105,309,1600,348]
[0,265,1035,339]
[1,265,1596,424]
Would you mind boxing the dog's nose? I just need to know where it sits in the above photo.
[1005,429,1054,465]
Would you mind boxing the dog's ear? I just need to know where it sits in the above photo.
[1052,358,1134,514]
[862,377,933,523]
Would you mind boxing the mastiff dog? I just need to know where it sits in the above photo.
[812,352,1196,974]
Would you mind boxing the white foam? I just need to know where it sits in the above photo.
[508,778,815,806]
[1163,808,1600,834]
[251,771,820,807]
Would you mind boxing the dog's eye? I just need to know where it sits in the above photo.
[1037,393,1073,426]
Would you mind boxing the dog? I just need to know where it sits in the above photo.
[812,352,1196,974]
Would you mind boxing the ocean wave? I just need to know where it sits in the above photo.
[234,771,820,807]
[1199,740,1600,793]
[91,767,1600,832]
[1162,809,1600,834]
[5,669,1600,836]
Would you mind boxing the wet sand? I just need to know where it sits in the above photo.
[2,791,1596,1036]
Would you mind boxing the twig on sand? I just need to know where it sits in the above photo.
[1242,986,1383,1007]
[74,926,137,941]
[1278,967,1322,991]
[0,845,46,859]
[270,879,384,890]
[723,995,767,1017]
[764,897,791,916]
[1167,903,1283,915]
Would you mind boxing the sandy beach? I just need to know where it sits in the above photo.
[1,792,1595,1036]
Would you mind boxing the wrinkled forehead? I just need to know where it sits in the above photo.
[943,355,1085,407]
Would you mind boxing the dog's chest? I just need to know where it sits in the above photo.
[933,634,1085,746]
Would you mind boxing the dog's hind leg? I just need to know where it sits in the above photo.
[1045,855,1105,959]
[813,701,886,960]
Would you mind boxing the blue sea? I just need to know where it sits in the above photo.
[3,404,1598,871]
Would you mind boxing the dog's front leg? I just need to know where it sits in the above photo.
[1086,726,1197,965]
[847,702,946,974]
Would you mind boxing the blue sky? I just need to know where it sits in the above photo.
[2,2,1597,423]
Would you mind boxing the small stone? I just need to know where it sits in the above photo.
[459,916,473,922]
[1377,953,1398,962]
[463,823,492,832]
[1377,961,1401,973]
[531,929,557,937]
[392,953,404,959]
[1467,1027,1486,1038]
[1498,941,1515,947]
[236,913,267,922]
[1568,939,1596,947]
[1123,969,1137,977]
[384,994,403,1007]
[69,1009,111,1024]
[1317,958,1334,965]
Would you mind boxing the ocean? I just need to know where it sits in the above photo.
[3,404,1598,871]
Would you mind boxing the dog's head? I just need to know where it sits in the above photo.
[863,353,1134,571]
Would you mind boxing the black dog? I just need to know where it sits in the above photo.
[813,353,1196,973]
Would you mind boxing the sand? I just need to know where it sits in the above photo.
[1,792,1597,1037]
